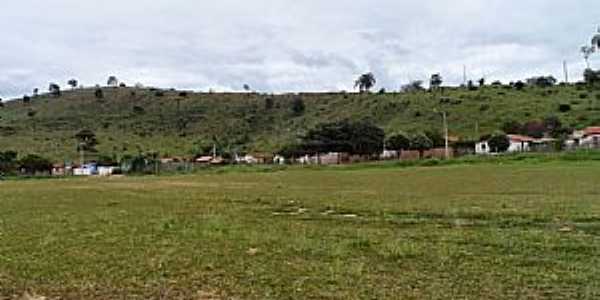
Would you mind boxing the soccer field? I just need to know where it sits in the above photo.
[1,163,600,299]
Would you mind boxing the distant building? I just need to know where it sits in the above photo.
[476,134,536,154]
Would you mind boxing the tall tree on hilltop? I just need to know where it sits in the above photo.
[354,73,376,93]
[107,76,119,87]
[68,79,78,90]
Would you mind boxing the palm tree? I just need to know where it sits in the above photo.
[581,45,595,69]
[354,73,376,93]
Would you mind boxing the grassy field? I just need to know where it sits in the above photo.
[1,162,600,299]
[1,84,600,161]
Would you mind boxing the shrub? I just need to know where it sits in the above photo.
[488,132,510,153]
[291,96,305,116]
[558,104,571,113]
[580,93,589,99]
[18,154,53,175]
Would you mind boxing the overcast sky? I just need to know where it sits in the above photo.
[0,0,599,99]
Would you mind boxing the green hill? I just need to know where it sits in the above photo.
[0,84,599,161]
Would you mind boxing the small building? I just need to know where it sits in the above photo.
[580,127,600,148]
[97,166,117,176]
[73,163,97,176]
[476,135,536,155]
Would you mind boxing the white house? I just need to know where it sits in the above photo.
[73,163,97,176]
[97,166,117,176]
[565,127,600,149]
[476,135,535,154]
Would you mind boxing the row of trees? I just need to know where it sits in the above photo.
[279,120,439,160]
[0,151,53,176]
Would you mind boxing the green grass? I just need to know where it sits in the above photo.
[2,162,600,299]
[1,85,600,161]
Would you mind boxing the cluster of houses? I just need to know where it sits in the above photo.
[476,126,600,155]
[48,126,600,176]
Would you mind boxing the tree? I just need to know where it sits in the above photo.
[584,68,600,87]
[581,45,595,69]
[302,120,385,157]
[18,154,53,175]
[401,80,424,93]
[33,88,39,97]
[243,84,251,92]
[291,96,305,116]
[75,129,99,153]
[107,76,119,87]
[0,98,3,108]
[0,150,18,175]
[386,133,410,158]
[95,88,104,99]
[488,132,510,153]
[410,133,433,159]
[527,76,557,88]
[68,79,78,89]
[430,74,443,90]
[354,73,376,93]
[513,81,525,91]
[23,95,31,104]
[478,78,485,87]
[49,83,61,97]
[265,97,274,110]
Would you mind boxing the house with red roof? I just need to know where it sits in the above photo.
[566,127,600,149]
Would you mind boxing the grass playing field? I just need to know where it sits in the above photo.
[1,162,600,299]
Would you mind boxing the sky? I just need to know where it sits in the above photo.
[0,0,599,99]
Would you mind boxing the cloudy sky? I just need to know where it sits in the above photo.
[0,0,599,99]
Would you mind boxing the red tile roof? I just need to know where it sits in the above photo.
[584,127,600,136]
[508,134,536,142]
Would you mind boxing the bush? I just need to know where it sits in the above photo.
[488,132,510,153]
[558,104,571,113]
[18,154,53,175]
[580,93,589,99]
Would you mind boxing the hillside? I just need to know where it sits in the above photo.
[0,84,599,161]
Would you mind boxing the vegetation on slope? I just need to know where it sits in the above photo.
[1,81,600,161]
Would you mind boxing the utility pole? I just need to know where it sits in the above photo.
[563,60,569,83]
[442,111,449,160]
[463,65,467,86]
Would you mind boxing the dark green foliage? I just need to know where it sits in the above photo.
[386,133,410,152]
[513,81,525,91]
[527,76,557,88]
[95,88,104,99]
[401,80,424,92]
[265,97,274,110]
[354,73,376,93]
[425,130,445,148]
[291,96,305,116]
[488,132,510,153]
[49,83,61,97]
[75,129,99,153]
[0,150,18,175]
[68,79,78,89]
[583,69,600,87]
[23,95,31,104]
[558,104,571,113]
[430,74,443,90]
[410,133,433,158]
[133,106,145,115]
[18,154,52,175]
[301,120,385,156]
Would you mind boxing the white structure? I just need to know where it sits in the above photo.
[97,166,116,176]
[476,135,535,154]
[566,127,600,149]
[273,155,285,165]
[297,153,343,165]
[73,164,96,176]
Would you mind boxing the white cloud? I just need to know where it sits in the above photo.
[0,0,599,99]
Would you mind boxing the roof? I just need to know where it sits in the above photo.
[508,134,536,142]
[583,127,600,136]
